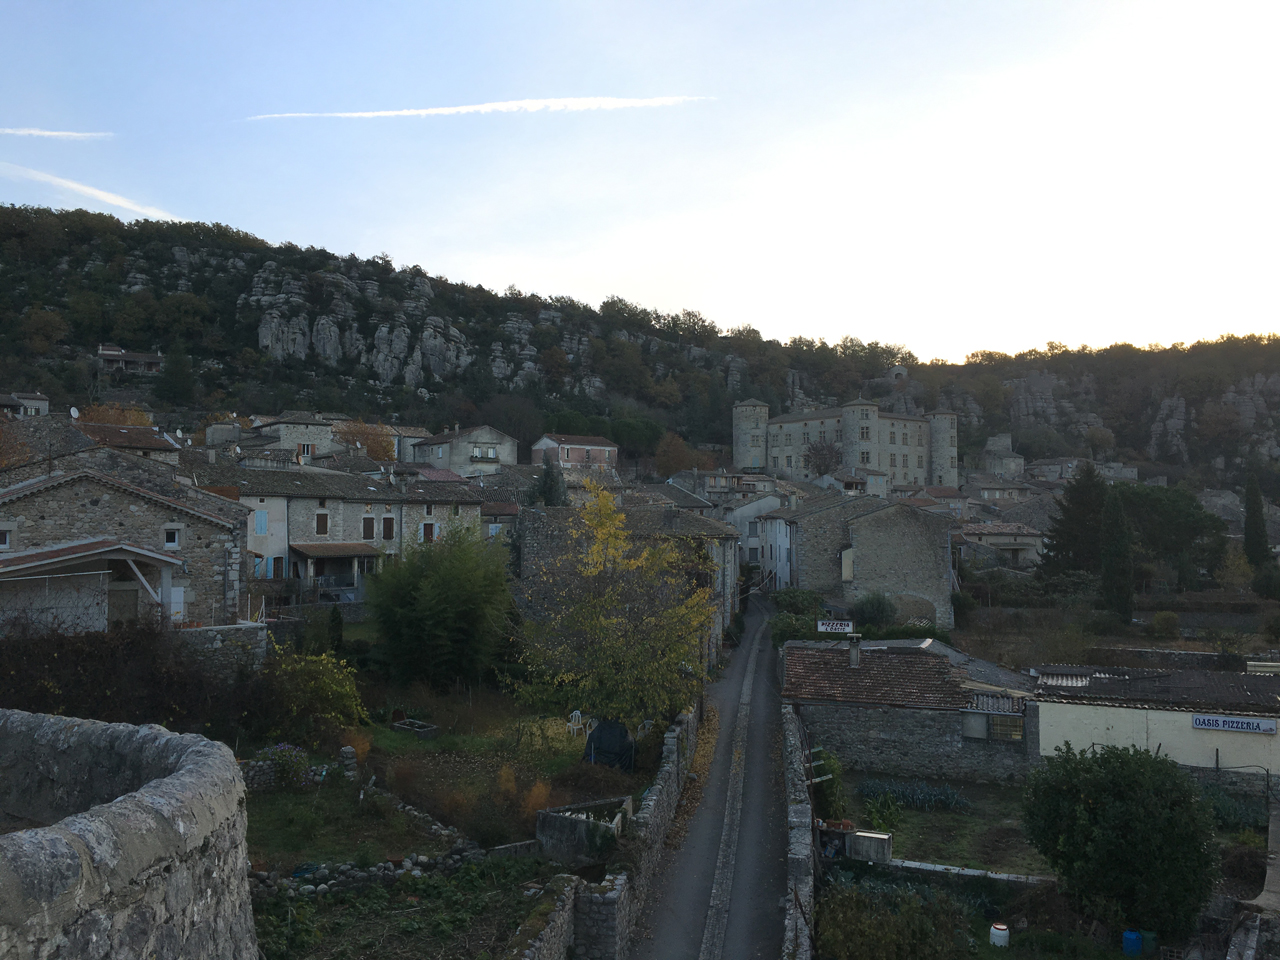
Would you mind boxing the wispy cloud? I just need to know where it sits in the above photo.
[0,162,178,220]
[249,95,707,121]
[0,127,112,140]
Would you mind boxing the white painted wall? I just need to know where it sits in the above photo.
[1039,701,1280,772]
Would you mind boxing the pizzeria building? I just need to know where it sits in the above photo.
[1032,665,1280,797]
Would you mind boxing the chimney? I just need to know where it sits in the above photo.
[206,448,216,464]
[454,422,460,434]
[849,641,860,668]
[788,494,798,510]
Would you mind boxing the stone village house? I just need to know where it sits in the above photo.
[409,424,518,476]
[0,418,251,629]
[184,463,481,607]
[781,638,1037,782]
[760,495,957,627]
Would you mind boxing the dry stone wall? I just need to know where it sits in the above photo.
[0,708,255,959]
[781,705,815,960]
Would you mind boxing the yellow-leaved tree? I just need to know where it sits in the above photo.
[515,480,714,727]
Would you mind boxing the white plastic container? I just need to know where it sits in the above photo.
[989,923,1010,948]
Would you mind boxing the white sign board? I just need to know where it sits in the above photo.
[817,620,854,634]
[1192,714,1277,735]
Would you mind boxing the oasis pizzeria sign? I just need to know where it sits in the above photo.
[1192,714,1277,735]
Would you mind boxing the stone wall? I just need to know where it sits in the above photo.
[781,705,815,960]
[565,705,699,960]
[629,706,699,899]
[574,874,636,960]
[505,875,580,960]
[0,472,243,626]
[798,702,1033,783]
[0,708,255,959]
[178,623,272,678]
[845,504,955,629]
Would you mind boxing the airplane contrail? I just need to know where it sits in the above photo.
[0,162,179,220]
[249,95,708,120]
[0,127,112,139]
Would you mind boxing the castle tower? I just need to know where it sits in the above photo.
[732,399,770,472]
[841,398,880,475]
[925,410,959,487]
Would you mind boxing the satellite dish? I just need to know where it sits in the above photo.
[176,428,183,438]
[186,438,192,446]
[235,446,241,454]
[70,407,80,420]
[356,441,362,449]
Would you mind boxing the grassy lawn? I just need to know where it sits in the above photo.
[255,858,559,960]
[246,776,451,874]
[849,777,1050,876]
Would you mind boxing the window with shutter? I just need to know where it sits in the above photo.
[316,513,328,535]
[382,517,395,540]
[362,517,375,540]
[421,522,435,543]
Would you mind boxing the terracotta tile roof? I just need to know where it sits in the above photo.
[1034,666,1280,716]
[74,423,179,451]
[482,502,520,517]
[0,470,240,527]
[781,644,970,710]
[639,484,713,509]
[537,434,618,447]
[289,542,381,559]
[962,522,1043,536]
[0,538,182,573]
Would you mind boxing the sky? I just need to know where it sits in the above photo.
[1,1,1277,363]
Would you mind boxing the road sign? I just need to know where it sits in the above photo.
[817,620,854,633]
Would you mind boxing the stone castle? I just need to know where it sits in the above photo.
[732,376,959,488]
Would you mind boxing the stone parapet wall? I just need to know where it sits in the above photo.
[505,875,580,960]
[0,708,255,959]
[781,705,815,960]
[798,702,1031,783]
[574,874,635,960]
[179,623,272,677]
[630,705,699,898]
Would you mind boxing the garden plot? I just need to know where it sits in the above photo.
[846,775,1051,877]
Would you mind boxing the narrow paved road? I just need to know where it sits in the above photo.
[630,596,786,960]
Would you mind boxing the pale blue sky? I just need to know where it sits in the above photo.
[2,2,1276,361]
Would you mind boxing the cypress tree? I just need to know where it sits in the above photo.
[527,450,568,507]
[1043,462,1109,574]
[1100,488,1134,620]
[1244,470,1270,568]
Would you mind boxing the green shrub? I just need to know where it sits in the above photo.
[1201,783,1268,832]
[254,743,313,792]
[260,649,368,749]
[853,592,897,628]
[815,881,969,960]
[1150,610,1179,640]
[864,793,902,833]
[772,589,826,616]
[1084,610,1129,636]
[950,590,978,627]
[859,778,969,812]
[1253,563,1280,601]
[810,748,847,821]
[769,612,816,645]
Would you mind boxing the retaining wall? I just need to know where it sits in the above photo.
[781,704,815,960]
[506,875,580,960]
[0,709,255,959]
[798,701,1033,783]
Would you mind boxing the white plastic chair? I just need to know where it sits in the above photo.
[566,710,584,737]
[585,717,599,734]
[638,719,655,737]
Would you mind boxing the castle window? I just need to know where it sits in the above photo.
[802,432,810,444]
[918,434,924,446]
[950,457,957,468]
[772,457,778,467]
[918,456,924,468]
[818,431,825,443]
[860,425,870,441]
[750,435,761,447]
[890,454,897,468]
[859,451,870,464]
[786,456,792,468]
[803,456,810,469]
[889,432,896,445]
[785,433,792,446]
[861,409,870,420]
[950,435,956,446]
[835,430,841,441]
